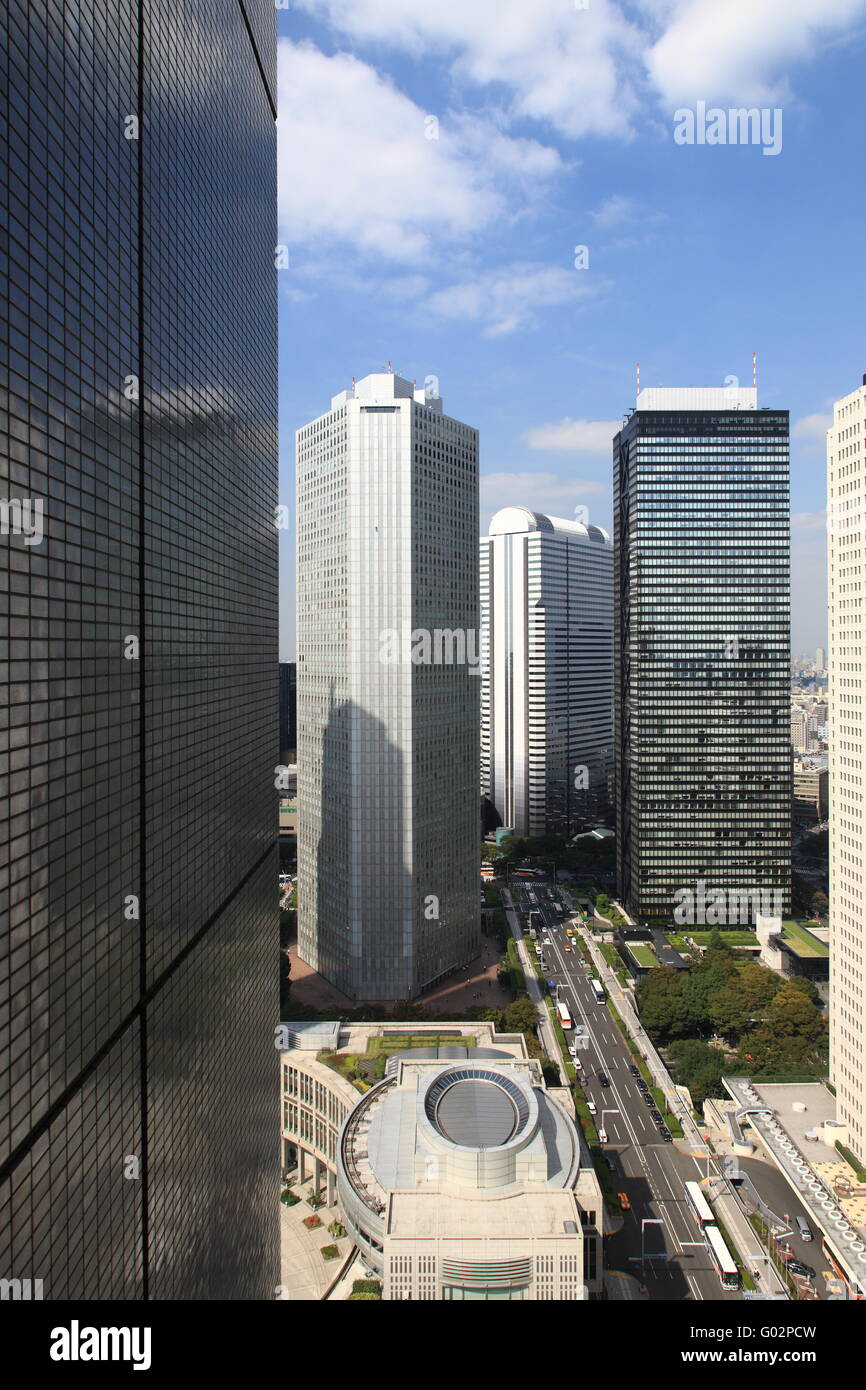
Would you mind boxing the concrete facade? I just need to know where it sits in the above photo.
[827,377,866,1167]
[296,372,480,1000]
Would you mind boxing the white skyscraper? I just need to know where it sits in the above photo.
[828,375,866,1165]
[296,371,480,1001]
[480,507,613,838]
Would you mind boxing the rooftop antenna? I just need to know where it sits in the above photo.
[753,351,757,393]
[636,362,640,401]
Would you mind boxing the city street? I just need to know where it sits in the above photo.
[506,879,751,1300]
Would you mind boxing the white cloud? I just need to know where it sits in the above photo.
[426,263,602,337]
[296,0,866,137]
[293,0,644,139]
[480,470,610,532]
[791,509,828,535]
[792,412,833,444]
[277,41,563,265]
[645,0,866,106]
[590,194,639,228]
[524,417,621,453]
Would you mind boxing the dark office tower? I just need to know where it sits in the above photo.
[614,387,791,925]
[0,2,278,1299]
[279,662,297,764]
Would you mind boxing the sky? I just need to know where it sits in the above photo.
[276,0,866,660]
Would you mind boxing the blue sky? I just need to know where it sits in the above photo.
[276,0,866,659]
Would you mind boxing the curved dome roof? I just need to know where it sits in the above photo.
[489,506,610,545]
[423,1068,531,1150]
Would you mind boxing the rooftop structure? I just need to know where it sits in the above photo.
[280,1022,603,1300]
[724,1078,866,1296]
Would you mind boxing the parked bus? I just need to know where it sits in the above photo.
[589,978,606,1004]
[684,1181,715,1230]
[704,1224,739,1290]
[556,998,573,1030]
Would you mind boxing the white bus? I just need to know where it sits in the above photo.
[589,978,606,1004]
[556,998,573,1030]
[684,1181,714,1230]
[704,1224,739,1290]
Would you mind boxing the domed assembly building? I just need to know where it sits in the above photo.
[280,1022,604,1300]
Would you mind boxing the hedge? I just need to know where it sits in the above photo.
[835,1141,866,1183]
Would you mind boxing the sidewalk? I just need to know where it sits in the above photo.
[279,1176,352,1301]
[501,891,563,1068]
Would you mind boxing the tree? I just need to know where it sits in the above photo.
[498,835,527,860]
[811,891,828,916]
[541,1058,561,1087]
[667,1039,731,1106]
[705,928,730,953]
[766,981,823,1041]
[636,968,694,1041]
[707,985,748,1038]
[740,961,781,1004]
[788,975,820,1006]
[682,956,737,1029]
[500,997,540,1035]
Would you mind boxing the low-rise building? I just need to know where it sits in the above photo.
[280,1021,603,1300]
[793,757,828,823]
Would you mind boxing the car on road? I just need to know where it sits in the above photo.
[636,1078,648,1091]
[586,1100,597,1115]
[604,1156,616,1172]
[650,1109,662,1123]
[643,1092,654,1105]
[629,1065,640,1078]
[597,1128,607,1143]
[787,1260,816,1280]
[568,1044,577,1059]
[597,1071,610,1087]
[618,1193,630,1211]
[660,1129,673,1142]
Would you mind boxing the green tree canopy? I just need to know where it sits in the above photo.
[636,968,694,1040]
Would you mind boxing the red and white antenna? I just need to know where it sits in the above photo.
[636,362,641,400]
[752,351,757,390]
[386,360,392,374]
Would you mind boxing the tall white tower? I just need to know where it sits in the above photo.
[828,374,866,1165]
[296,372,480,1001]
[480,506,613,838]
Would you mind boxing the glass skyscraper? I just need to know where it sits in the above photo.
[296,372,480,1002]
[613,388,791,924]
[0,1,278,1298]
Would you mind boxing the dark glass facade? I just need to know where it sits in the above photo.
[279,661,296,763]
[0,0,278,1298]
[614,407,791,923]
